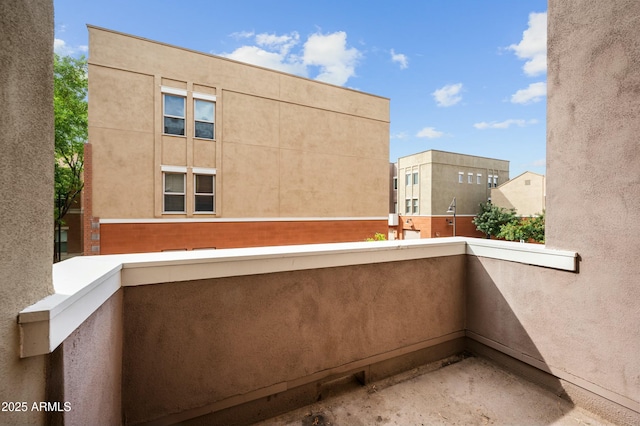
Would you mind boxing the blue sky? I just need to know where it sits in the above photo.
[54,0,547,179]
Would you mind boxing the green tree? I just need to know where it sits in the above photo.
[497,211,545,243]
[54,54,87,256]
[365,232,387,242]
[472,202,517,239]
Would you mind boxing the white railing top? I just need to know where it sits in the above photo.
[18,237,576,358]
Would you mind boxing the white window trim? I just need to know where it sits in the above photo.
[193,92,217,102]
[161,86,187,96]
[161,165,188,173]
[458,172,464,183]
[192,167,216,175]
[477,174,482,184]
[468,173,473,184]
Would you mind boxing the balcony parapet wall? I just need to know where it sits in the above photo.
[18,237,576,359]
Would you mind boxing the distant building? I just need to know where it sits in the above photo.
[491,171,545,217]
[85,26,390,254]
[393,150,509,239]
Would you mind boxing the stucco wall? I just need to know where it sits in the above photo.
[122,256,465,424]
[47,291,123,425]
[0,1,54,424]
[468,0,640,418]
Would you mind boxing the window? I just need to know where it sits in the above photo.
[412,198,419,214]
[468,173,473,184]
[412,171,419,185]
[493,175,498,187]
[194,174,215,212]
[163,94,185,136]
[405,199,411,214]
[477,173,482,184]
[458,172,464,183]
[194,99,215,139]
[164,173,185,212]
[405,172,411,186]
[393,177,398,190]
[54,229,68,253]
[488,175,493,189]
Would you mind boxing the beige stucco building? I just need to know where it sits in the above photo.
[395,150,509,239]
[491,171,546,216]
[86,26,390,254]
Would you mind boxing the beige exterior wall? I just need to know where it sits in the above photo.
[0,1,54,424]
[88,26,389,221]
[491,171,545,216]
[468,0,640,419]
[398,150,509,217]
[122,256,466,424]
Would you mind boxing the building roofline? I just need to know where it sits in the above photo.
[494,170,545,189]
[85,25,389,101]
[396,149,510,164]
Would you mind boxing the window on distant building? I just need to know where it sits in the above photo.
[405,171,411,186]
[458,172,464,183]
[412,198,419,214]
[468,173,473,184]
[493,175,498,187]
[405,199,411,214]
[163,172,185,212]
[477,173,482,184]
[54,229,68,254]
[194,174,215,212]
[413,171,419,185]
[163,94,185,136]
[393,177,398,190]
[194,99,215,139]
[488,175,493,189]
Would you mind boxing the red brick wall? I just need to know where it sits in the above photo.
[397,216,486,239]
[82,143,101,255]
[99,220,387,254]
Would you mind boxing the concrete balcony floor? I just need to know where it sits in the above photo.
[255,355,611,426]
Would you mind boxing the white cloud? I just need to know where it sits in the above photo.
[303,31,361,86]
[391,131,410,140]
[416,127,444,139]
[390,49,408,69]
[508,12,547,76]
[473,119,538,129]
[230,30,255,40]
[219,30,361,86]
[432,83,463,107]
[530,159,546,167]
[221,45,307,76]
[511,82,547,104]
[54,38,88,56]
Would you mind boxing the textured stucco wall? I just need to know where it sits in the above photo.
[0,1,54,425]
[48,291,123,425]
[122,256,465,424]
[88,26,389,222]
[468,0,640,419]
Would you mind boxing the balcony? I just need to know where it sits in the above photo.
[21,237,630,425]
